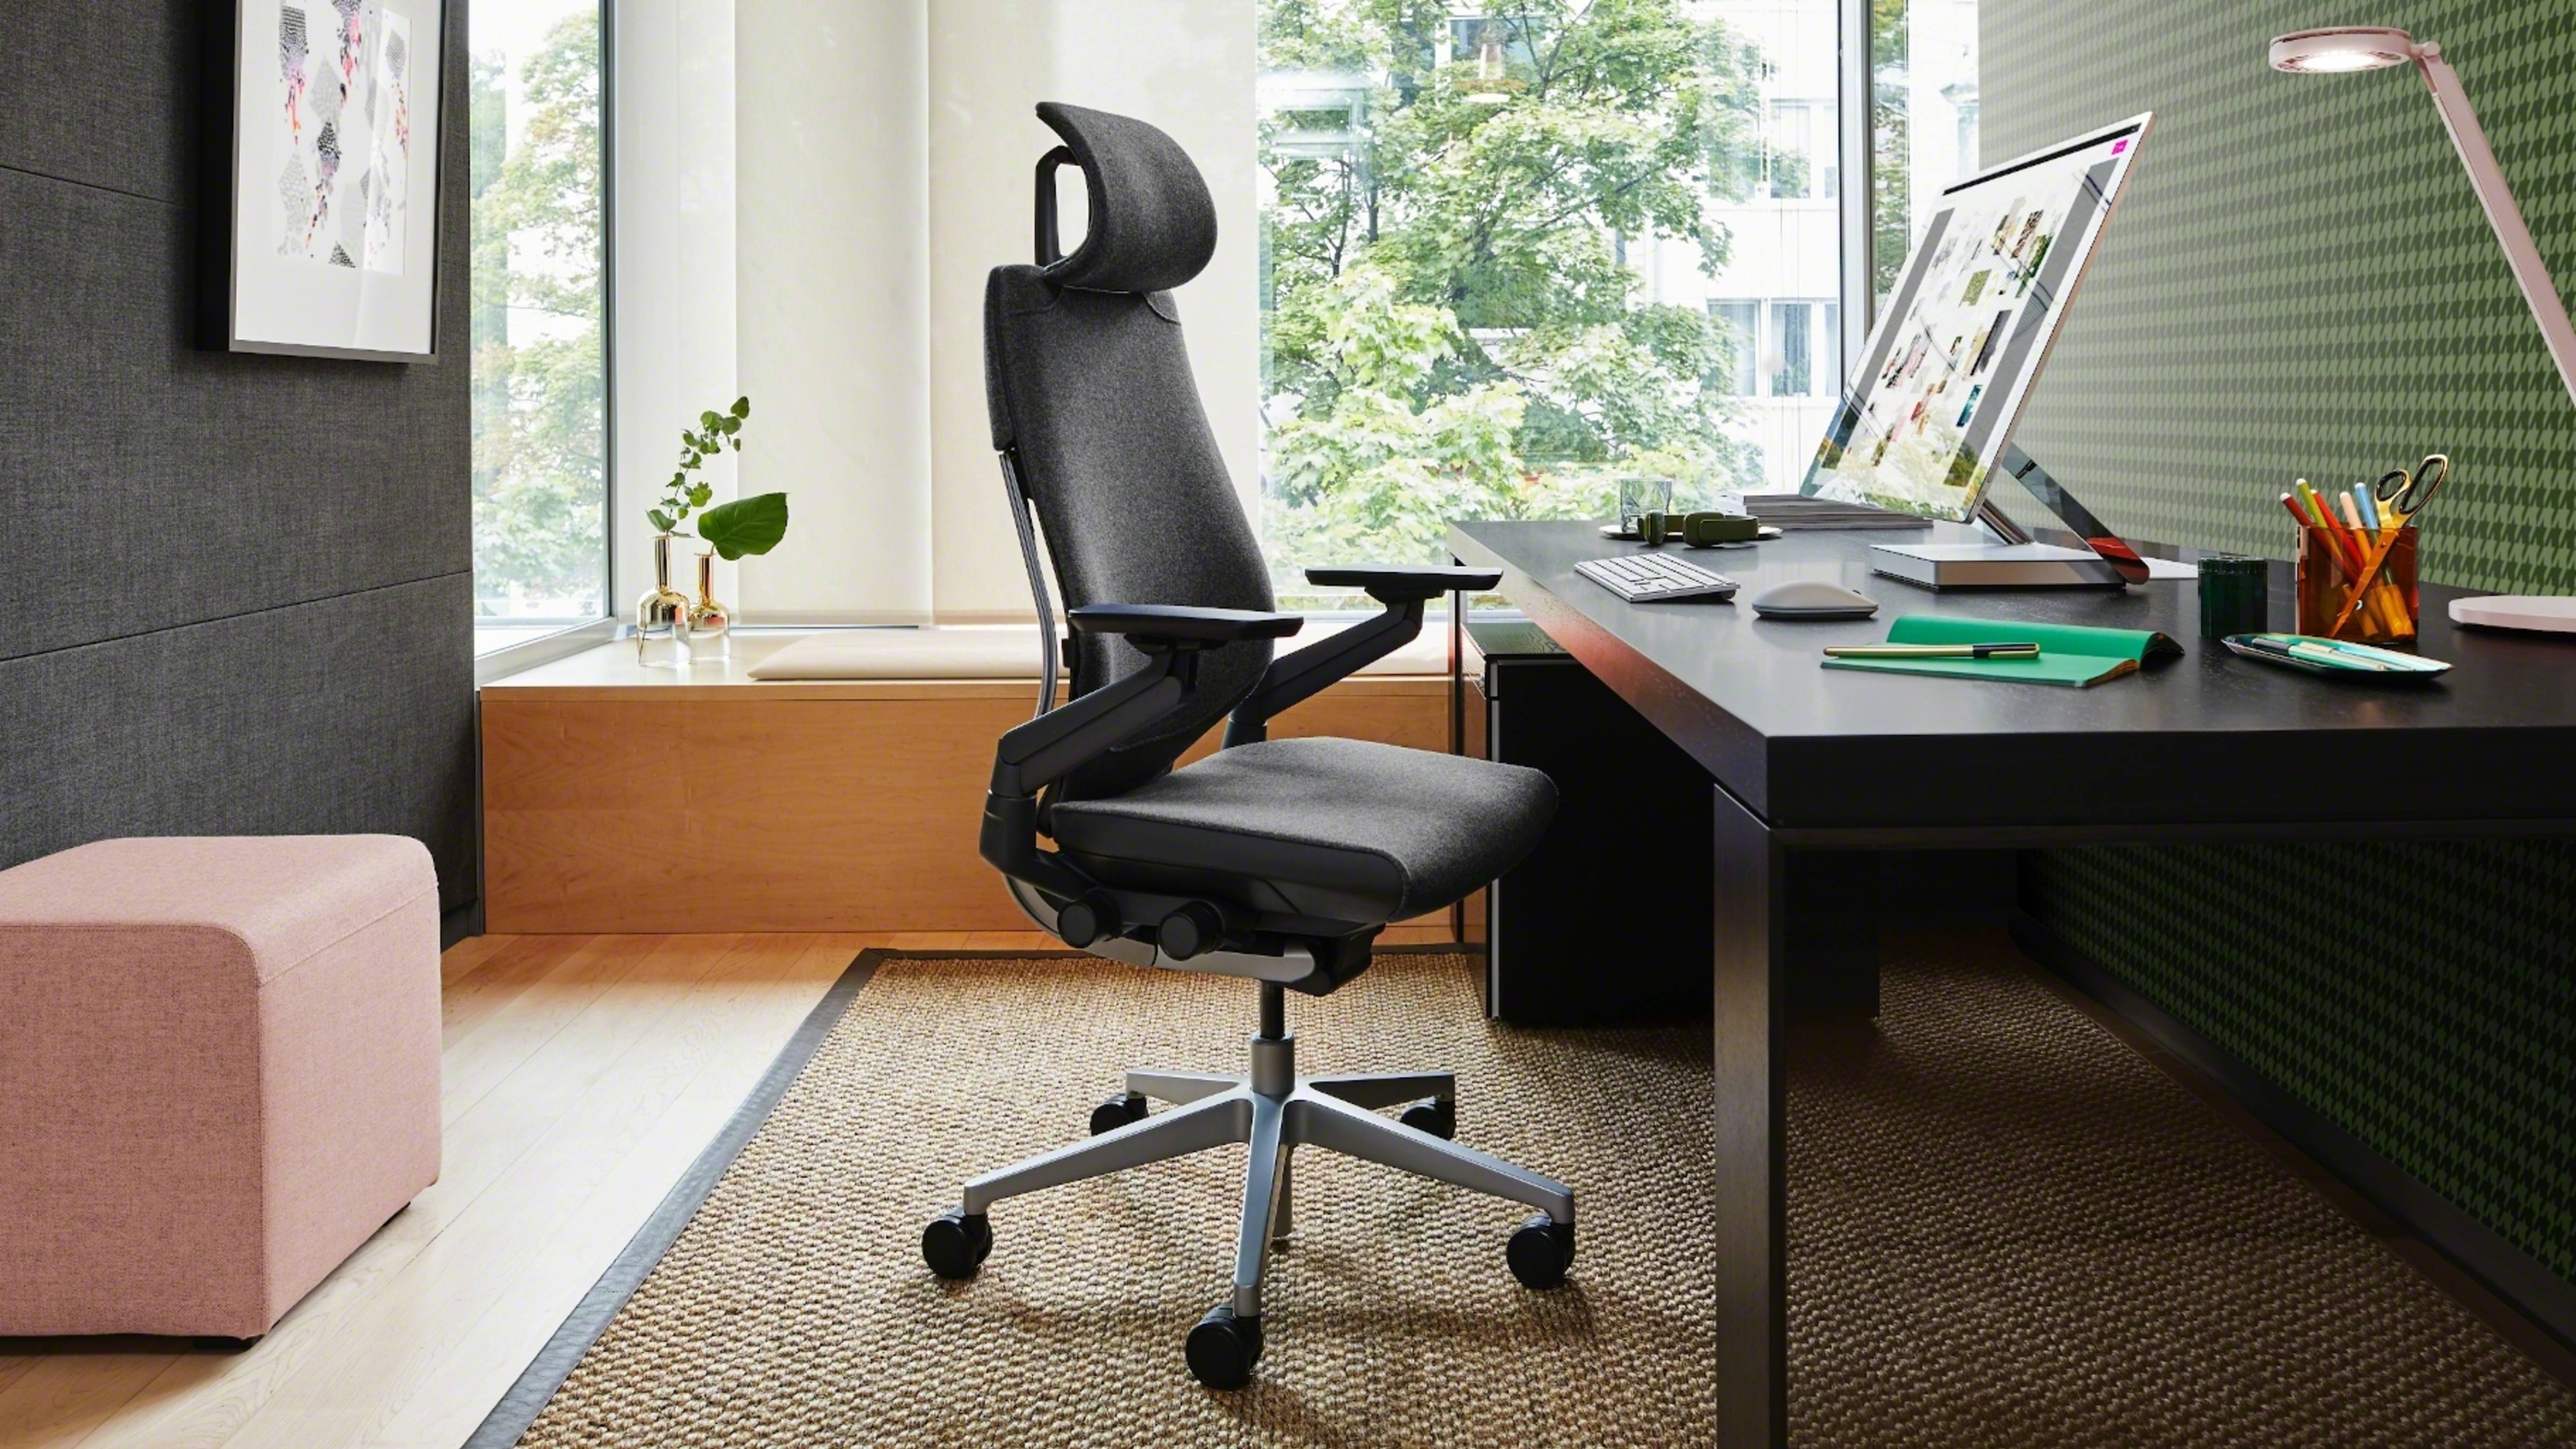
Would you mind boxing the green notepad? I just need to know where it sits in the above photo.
[1822,615,2183,689]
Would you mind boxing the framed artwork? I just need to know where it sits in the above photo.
[203,0,445,362]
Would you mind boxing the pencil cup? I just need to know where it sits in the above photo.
[2295,524,2419,646]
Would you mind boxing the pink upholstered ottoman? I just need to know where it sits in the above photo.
[0,836,443,1339]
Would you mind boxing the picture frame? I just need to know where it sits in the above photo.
[201,0,447,362]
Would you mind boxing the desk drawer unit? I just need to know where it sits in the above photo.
[1472,620,1715,1024]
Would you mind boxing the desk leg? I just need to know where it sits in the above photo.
[1712,784,1786,1447]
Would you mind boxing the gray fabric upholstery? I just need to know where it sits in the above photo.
[983,105,1274,804]
[1034,102,1218,295]
[1048,739,1558,923]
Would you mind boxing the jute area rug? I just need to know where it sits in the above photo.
[479,941,2574,1447]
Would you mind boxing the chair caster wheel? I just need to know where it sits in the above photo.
[1398,1097,1455,1139]
[921,1209,992,1280]
[1506,1213,1575,1290]
[1090,1092,1150,1135]
[1185,1304,1264,1389]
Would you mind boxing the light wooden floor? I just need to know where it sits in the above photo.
[0,926,1439,1449]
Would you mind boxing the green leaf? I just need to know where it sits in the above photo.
[680,455,700,470]
[716,415,739,434]
[731,396,751,419]
[700,410,722,429]
[670,472,685,488]
[647,508,676,533]
[697,491,789,560]
[688,482,713,507]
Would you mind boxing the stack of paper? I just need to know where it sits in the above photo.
[1741,494,1935,530]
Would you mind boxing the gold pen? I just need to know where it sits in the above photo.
[1823,642,2041,660]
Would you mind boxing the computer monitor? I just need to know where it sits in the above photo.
[1800,114,2154,522]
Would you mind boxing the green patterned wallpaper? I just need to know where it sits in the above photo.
[1989,0,2576,587]
[2025,845,2576,1280]
[1987,0,2576,1287]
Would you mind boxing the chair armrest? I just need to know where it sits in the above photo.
[1223,564,1489,747]
[1069,603,1306,647]
[989,606,1298,800]
[1304,564,1500,603]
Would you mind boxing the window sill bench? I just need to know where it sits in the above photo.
[478,629,1480,937]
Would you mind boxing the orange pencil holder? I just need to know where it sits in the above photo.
[2295,524,2419,646]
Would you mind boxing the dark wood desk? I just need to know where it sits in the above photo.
[1446,518,2576,1447]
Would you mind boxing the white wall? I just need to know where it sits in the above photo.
[614,0,1254,624]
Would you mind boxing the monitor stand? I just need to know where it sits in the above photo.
[1868,447,2153,590]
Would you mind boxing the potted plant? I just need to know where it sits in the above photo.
[633,397,790,663]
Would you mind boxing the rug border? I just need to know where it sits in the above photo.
[464,942,1479,1446]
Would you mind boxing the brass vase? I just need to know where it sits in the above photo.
[634,533,692,667]
[684,550,734,660]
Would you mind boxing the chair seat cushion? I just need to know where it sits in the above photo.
[1048,738,1557,923]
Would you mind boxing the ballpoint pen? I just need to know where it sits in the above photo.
[1823,642,2041,659]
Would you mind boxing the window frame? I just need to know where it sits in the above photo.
[471,0,620,677]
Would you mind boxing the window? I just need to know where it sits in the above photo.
[1255,0,1836,603]
[470,2,609,655]
[1713,299,1837,402]
[1711,301,1761,397]
[1872,0,1981,309]
[1768,301,1812,397]
[1765,100,1836,200]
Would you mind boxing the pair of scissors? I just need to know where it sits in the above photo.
[2375,453,2451,521]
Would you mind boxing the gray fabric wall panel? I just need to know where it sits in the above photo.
[0,575,477,911]
[0,1,477,917]
[0,0,197,202]
[0,167,470,662]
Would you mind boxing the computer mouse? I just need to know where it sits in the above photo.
[1748,580,1880,620]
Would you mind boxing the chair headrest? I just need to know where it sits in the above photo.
[1034,102,1216,294]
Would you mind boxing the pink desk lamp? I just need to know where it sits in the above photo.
[2272,26,2576,633]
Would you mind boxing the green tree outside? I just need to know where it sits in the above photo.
[1258,0,1778,597]
[1870,0,1911,306]
[471,13,606,623]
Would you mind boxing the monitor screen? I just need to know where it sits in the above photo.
[1799,114,2152,521]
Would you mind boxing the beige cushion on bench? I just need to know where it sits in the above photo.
[0,836,442,1338]
[745,621,1452,682]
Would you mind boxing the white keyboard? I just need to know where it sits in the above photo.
[1576,552,1740,603]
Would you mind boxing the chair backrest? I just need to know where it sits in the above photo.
[984,103,1275,803]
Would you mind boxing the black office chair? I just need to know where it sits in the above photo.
[918,103,1573,1389]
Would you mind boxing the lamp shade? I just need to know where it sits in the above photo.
[2269,26,2415,73]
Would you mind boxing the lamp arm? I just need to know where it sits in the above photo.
[2415,44,2576,409]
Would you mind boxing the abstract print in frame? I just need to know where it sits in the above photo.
[209,0,443,361]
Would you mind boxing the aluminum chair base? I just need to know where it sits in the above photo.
[920,1027,1577,1389]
